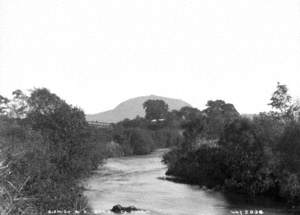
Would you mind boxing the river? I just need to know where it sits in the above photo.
[84,149,296,215]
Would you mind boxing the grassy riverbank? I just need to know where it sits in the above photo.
[0,89,184,214]
[0,89,105,214]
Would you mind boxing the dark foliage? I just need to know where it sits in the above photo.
[163,83,300,205]
[143,99,169,121]
[111,111,184,156]
[0,89,106,213]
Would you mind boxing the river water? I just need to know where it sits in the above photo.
[84,149,296,215]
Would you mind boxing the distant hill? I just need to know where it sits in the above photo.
[86,95,191,123]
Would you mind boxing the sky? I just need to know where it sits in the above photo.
[0,0,300,114]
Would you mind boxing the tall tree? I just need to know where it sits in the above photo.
[1,88,103,212]
[269,82,299,121]
[203,100,240,139]
[269,82,292,113]
[143,99,169,121]
[178,106,202,121]
[277,122,300,175]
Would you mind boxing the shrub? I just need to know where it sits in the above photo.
[0,89,105,213]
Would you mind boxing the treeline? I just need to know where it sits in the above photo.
[2,83,299,213]
[107,100,185,156]
[163,83,300,205]
[107,98,241,157]
[0,88,187,214]
[0,89,107,214]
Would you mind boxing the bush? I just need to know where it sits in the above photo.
[113,127,155,155]
[0,89,105,213]
[164,146,227,188]
[152,128,183,148]
[279,173,300,203]
[124,128,154,155]
[277,122,300,176]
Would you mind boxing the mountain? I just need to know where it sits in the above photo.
[86,95,191,123]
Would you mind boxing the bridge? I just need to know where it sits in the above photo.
[87,120,113,128]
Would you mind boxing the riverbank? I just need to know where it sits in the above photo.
[161,174,300,214]
[84,149,296,215]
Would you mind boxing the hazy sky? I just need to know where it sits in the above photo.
[1,0,300,114]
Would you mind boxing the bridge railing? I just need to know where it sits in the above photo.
[87,121,113,128]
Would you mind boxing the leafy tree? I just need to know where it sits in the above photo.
[218,118,274,196]
[253,112,285,147]
[127,128,154,155]
[178,106,202,121]
[163,83,300,204]
[180,114,207,151]
[269,82,299,121]
[0,88,104,213]
[143,99,169,121]
[25,89,96,177]
[203,100,240,139]
[27,88,64,117]
[219,118,263,153]
[164,145,227,188]
[151,128,183,148]
[277,122,300,176]
[0,117,45,214]
[112,127,155,155]
[7,90,29,118]
[0,90,29,118]
[269,82,292,114]
[279,173,300,203]
[0,95,9,115]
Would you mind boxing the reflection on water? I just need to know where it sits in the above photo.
[84,149,294,215]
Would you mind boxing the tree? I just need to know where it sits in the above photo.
[269,82,299,121]
[7,90,29,118]
[1,88,104,212]
[0,90,29,118]
[127,128,154,155]
[181,114,207,151]
[269,82,292,113]
[163,83,300,204]
[0,117,45,214]
[203,100,240,139]
[0,95,9,115]
[25,89,95,177]
[219,118,263,154]
[27,88,64,116]
[143,99,169,121]
[277,122,300,175]
[178,106,202,121]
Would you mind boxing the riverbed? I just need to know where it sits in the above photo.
[84,149,296,215]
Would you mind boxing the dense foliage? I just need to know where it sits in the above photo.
[0,88,106,214]
[0,92,187,213]
[1,82,299,213]
[163,83,300,205]
[143,99,169,121]
[111,102,184,156]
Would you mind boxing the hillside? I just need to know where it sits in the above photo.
[86,95,191,123]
